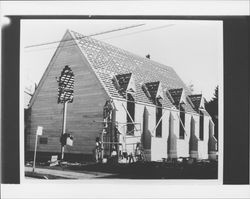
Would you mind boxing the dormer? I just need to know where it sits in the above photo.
[113,73,136,96]
[143,81,164,104]
[168,88,186,106]
[188,94,206,110]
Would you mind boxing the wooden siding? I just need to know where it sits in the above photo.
[27,32,109,155]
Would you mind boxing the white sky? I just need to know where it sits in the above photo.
[21,19,222,101]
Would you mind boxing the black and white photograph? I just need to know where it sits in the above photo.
[22,19,221,180]
[1,1,249,199]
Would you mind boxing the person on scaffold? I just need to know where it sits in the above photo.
[95,137,102,163]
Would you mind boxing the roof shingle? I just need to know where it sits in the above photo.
[70,30,197,113]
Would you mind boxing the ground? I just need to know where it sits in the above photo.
[25,160,218,180]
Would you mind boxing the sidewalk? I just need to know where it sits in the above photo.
[25,166,116,179]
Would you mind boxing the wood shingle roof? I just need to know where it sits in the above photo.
[70,30,197,113]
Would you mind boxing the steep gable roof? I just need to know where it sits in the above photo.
[68,30,198,113]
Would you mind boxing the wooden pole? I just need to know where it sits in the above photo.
[32,132,38,172]
[61,101,68,160]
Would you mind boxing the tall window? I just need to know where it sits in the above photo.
[179,105,185,139]
[199,111,204,140]
[127,93,135,135]
[155,99,162,137]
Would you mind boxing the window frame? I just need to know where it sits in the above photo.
[155,98,163,138]
[126,93,135,135]
[199,110,204,140]
[179,104,185,139]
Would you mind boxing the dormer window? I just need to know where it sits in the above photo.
[168,88,185,107]
[143,81,164,103]
[188,94,206,110]
[113,73,136,97]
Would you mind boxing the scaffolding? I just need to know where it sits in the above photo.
[94,98,148,163]
[95,120,145,163]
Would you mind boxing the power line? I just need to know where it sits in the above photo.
[102,24,175,40]
[24,24,175,53]
[25,23,145,49]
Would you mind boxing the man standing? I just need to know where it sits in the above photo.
[95,137,102,163]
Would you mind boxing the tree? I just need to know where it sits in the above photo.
[206,86,218,140]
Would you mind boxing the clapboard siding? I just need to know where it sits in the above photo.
[27,31,109,154]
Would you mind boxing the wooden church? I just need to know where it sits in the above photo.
[25,30,217,162]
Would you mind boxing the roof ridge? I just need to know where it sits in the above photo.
[69,29,174,73]
[69,29,198,114]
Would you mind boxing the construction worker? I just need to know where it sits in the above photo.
[95,137,102,163]
[128,152,134,163]
[135,142,142,161]
[110,145,118,164]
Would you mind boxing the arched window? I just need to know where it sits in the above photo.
[126,93,135,135]
[57,65,74,104]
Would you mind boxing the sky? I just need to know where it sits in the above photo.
[21,19,222,102]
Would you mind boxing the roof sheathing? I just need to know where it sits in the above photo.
[70,30,196,113]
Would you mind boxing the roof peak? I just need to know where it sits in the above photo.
[69,29,174,74]
[68,29,198,113]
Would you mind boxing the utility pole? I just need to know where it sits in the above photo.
[61,101,68,160]
[57,65,74,160]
